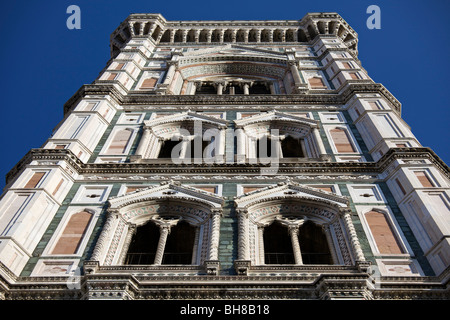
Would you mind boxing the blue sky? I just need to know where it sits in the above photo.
[0,0,448,191]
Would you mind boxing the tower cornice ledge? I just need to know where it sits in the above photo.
[4,148,448,188]
[63,83,401,116]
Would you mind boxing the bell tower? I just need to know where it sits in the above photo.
[0,12,448,300]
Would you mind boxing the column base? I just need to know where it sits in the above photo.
[204,260,221,275]
[234,260,251,275]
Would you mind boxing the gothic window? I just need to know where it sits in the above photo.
[249,82,271,94]
[235,111,327,162]
[174,30,183,42]
[263,222,295,264]
[125,221,160,264]
[162,221,196,264]
[199,30,208,42]
[186,30,196,42]
[196,83,216,94]
[281,136,305,158]
[298,221,332,264]
[125,220,197,265]
[248,29,257,42]
[158,139,180,158]
[262,220,332,265]
[160,30,170,42]
[151,26,162,40]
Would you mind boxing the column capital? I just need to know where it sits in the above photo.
[210,208,223,217]
[236,208,249,218]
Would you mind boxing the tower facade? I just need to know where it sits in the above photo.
[0,13,448,300]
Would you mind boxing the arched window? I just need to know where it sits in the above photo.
[263,222,294,264]
[163,221,196,264]
[281,136,304,158]
[124,220,197,265]
[262,220,332,265]
[249,82,271,94]
[298,221,332,264]
[125,221,160,264]
[158,139,181,158]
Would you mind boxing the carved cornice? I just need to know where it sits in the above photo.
[4,147,448,187]
[62,82,401,116]
[1,268,448,300]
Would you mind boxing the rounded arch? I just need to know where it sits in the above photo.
[138,113,227,161]
[246,196,343,226]
[93,194,222,266]
[235,194,364,267]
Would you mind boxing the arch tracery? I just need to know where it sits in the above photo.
[89,181,224,274]
[233,181,366,274]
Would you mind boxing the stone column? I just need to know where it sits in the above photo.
[231,29,237,42]
[268,29,274,42]
[243,29,249,43]
[214,81,226,95]
[289,60,303,87]
[242,82,251,95]
[342,210,365,262]
[194,29,200,43]
[215,127,226,162]
[313,127,328,159]
[118,224,136,264]
[152,136,164,159]
[323,224,339,264]
[207,209,222,261]
[258,225,265,265]
[289,225,303,265]
[256,29,261,42]
[269,83,276,94]
[191,227,200,264]
[90,211,118,262]
[135,127,151,157]
[235,128,246,163]
[154,225,171,265]
[179,136,193,159]
[237,209,250,260]
[162,61,177,86]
